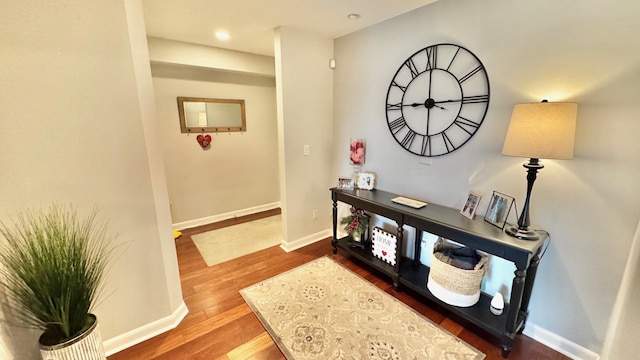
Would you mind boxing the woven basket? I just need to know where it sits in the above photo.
[427,250,487,307]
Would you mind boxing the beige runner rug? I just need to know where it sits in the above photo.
[240,256,485,359]
[192,215,282,266]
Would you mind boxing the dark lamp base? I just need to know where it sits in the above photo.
[505,225,540,240]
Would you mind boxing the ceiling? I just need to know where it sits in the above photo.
[141,0,438,57]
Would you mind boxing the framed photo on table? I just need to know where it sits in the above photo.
[357,172,375,190]
[484,191,515,229]
[460,191,482,219]
[337,177,354,190]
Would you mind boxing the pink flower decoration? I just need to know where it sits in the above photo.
[350,139,365,165]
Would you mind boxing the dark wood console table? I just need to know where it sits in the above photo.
[330,187,548,357]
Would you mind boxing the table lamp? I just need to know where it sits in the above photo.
[502,100,577,240]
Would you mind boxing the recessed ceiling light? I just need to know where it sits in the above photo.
[347,13,360,20]
[215,31,230,41]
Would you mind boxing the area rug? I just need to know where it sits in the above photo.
[240,256,485,359]
[192,215,282,266]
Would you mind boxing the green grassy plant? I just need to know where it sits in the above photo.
[0,205,116,345]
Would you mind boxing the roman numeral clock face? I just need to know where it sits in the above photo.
[385,43,490,157]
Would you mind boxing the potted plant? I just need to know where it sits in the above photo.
[0,205,116,360]
[340,206,369,244]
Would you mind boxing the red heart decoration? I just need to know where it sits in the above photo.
[382,250,387,256]
[196,134,212,148]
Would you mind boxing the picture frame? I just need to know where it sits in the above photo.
[337,177,354,190]
[484,191,515,229]
[460,191,482,220]
[357,172,375,190]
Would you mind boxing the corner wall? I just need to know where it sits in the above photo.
[274,27,334,250]
[0,0,184,356]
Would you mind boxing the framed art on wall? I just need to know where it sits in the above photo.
[484,191,515,229]
[349,138,366,166]
[460,191,482,219]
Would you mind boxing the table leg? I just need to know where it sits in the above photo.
[521,254,541,313]
[506,267,526,334]
[392,221,403,289]
[331,199,338,254]
[501,345,511,358]
[413,230,423,266]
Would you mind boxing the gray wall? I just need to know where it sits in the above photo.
[333,0,640,356]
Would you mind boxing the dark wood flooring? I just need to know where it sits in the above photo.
[108,209,568,359]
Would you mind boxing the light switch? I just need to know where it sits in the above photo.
[304,145,310,155]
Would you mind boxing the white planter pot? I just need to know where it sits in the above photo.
[39,314,106,360]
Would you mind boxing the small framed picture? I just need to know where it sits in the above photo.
[337,177,354,189]
[484,191,515,229]
[357,172,375,190]
[460,191,482,219]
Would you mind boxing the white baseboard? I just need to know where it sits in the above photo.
[280,228,332,252]
[173,202,281,231]
[104,301,188,356]
[523,323,599,360]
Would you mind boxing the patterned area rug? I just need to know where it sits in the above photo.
[240,256,485,359]
[192,215,282,266]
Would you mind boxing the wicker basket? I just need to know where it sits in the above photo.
[427,249,487,307]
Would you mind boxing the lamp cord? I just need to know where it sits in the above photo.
[507,198,551,260]
[538,233,551,260]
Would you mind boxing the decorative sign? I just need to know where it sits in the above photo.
[372,227,397,266]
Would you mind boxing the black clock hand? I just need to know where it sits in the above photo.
[433,99,462,104]
[428,68,433,99]
[426,104,431,136]
[426,71,433,136]
[403,102,448,110]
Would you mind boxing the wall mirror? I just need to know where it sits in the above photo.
[177,97,246,133]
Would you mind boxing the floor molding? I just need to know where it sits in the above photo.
[280,228,332,252]
[173,202,281,231]
[523,323,599,360]
[104,302,188,356]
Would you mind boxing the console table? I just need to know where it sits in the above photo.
[330,187,548,357]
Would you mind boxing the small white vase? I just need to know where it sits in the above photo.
[490,293,504,315]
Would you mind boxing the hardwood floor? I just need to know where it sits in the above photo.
[108,209,568,359]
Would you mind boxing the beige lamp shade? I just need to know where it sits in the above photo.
[502,102,577,159]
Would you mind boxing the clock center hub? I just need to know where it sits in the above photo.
[425,98,435,109]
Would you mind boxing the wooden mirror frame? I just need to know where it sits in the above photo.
[177,97,246,133]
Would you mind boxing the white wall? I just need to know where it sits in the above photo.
[151,63,280,224]
[601,220,640,359]
[275,27,334,250]
[0,0,184,357]
[333,0,640,357]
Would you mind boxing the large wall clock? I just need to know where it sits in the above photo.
[385,43,490,157]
